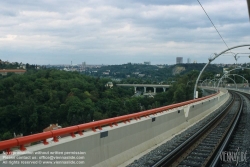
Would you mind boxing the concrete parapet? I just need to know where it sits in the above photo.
[0,89,229,167]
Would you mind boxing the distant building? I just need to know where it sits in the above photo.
[144,61,151,65]
[216,74,221,77]
[0,69,26,76]
[176,57,183,64]
[43,124,70,138]
[187,58,191,64]
[43,124,62,132]
[102,72,109,75]
[82,62,86,68]
[63,68,70,71]
[157,65,164,68]
[105,82,113,88]
[138,74,145,77]
[223,68,229,74]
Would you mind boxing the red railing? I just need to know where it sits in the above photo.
[0,92,220,154]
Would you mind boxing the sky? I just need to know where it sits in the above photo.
[0,0,249,65]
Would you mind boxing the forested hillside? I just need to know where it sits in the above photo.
[0,69,197,141]
[0,70,127,139]
[87,63,224,81]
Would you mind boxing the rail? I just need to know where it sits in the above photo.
[209,92,244,166]
[152,91,241,166]
[0,91,220,154]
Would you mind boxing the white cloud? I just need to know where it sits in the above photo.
[0,0,249,65]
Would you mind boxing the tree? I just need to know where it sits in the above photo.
[66,96,85,125]
[173,83,186,103]
[1,132,12,140]
[29,112,38,132]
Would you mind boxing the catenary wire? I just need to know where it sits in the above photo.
[197,0,229,49]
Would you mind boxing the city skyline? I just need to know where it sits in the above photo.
[0,0,249,65]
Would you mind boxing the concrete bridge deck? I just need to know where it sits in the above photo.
[0,88,233,167]
[116,84,171,93]
[116,84,170,88]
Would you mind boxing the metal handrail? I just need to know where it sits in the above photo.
[0,92,219,153]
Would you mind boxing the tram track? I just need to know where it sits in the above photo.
[210,91,250,167]
[128,90,250,167]
[152,91,244,167]
[127,92,233,167]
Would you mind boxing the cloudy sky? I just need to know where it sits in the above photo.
[0,0,249,65]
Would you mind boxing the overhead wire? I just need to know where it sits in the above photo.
[197,0,230,49]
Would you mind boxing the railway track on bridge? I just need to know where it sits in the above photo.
[151,90,247,167]
[211,92,250,167]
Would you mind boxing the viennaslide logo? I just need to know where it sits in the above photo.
[220,148,247,166]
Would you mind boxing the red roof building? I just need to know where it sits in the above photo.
[43,124,62,132]
[0,69,26,76]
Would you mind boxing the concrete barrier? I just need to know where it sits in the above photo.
[0,89,229,167]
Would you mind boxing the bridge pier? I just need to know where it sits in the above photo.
[116,84,170,94]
